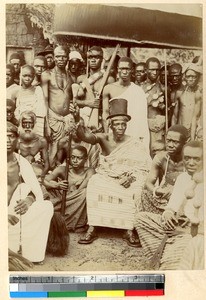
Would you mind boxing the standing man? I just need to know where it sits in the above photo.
[9,52,22,85]
[134,62,147,86]
[41,45,73,167]
[32,56,47,87]
[68,50,83,83]
[75,46,115,128]
[171,64,202,140]
[37,45,55,70]
[7,122,53,263]
[167,63,183,126]
[142,57,165,153]
[102,57,149,153]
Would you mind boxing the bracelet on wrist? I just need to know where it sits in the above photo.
[26,195,35,205]
[153,186,160,198]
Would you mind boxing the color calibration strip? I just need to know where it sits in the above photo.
[10,274,165,297]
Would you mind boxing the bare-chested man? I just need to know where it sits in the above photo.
[70,99,151,247]
[41,45,73,166]
[75,46,115,128]
[102,56,149,153]
[32,56,47,87]
[167,63,183,127]
[142,57,165,153]
[17,111,49,180]
[56,117,100,169]
[7,122,53,263]
[171,63,202,140]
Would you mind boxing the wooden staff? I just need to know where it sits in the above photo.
[61,133,71,216]
[98,43,120,96]
[164,49,168,132]
[87,43,120,127]
[46,136,72,256]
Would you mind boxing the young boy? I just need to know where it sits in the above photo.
[14,65,47,136]
[44,145,95,232]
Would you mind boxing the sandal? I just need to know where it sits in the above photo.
[78,227,98,244]
[123,230,141,248]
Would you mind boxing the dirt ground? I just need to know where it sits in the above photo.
[33,228,149,272]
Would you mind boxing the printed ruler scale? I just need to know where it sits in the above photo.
[10,274,165,298]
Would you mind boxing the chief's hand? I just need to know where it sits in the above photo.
[119,175,131,189]
[14,198,32,215]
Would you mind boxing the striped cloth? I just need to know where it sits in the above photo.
[86,137,151,229]
[135,212,192,270]
[178,232,204,270]
[15,86,47,120]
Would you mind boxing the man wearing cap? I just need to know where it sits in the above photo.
[9,52,22,85]
[67,50,83,83]
[140,125,188,214]
[7,122,53,263]
[171,63,202,140]
[102,57,149,154]
[41,45,73,167]
[37,44,55,70]
[75,46,115,128]
[70,99,151,247]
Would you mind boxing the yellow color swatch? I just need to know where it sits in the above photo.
[87,290,124,297]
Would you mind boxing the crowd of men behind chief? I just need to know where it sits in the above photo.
[7,43,203,270]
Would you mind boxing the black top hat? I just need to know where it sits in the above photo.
[107,98,131,121]
[37,45,54,56]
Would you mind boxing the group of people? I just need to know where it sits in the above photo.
[7,43,203,270]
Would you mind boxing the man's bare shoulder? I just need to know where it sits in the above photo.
[96,132,109,139]
[77,74,86,83]
[107,75,115,84]
[153,151,168,165]
[85,166,96,175]
[104,81,118,91]
[37,135,48,148]
[41,69,52,81]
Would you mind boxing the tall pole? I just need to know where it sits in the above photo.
[164,49,168,132]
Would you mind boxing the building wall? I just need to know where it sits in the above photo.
[6,4,48,60]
